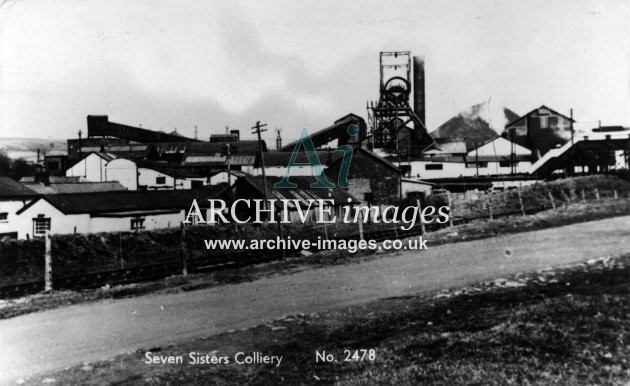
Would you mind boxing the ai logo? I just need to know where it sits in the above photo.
[274,124,358,189]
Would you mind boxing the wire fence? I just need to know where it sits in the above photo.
[1,186,629,297]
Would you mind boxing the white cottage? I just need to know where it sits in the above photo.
[0,177,38,239]
[13,188,226,239]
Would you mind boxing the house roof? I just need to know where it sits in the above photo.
[0,177,39,199]
[16,187,228,215]
[236,175,359,208]
[505,105,575,128]
[22,181,128,195]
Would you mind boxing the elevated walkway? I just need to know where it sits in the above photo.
[528,130,630,176]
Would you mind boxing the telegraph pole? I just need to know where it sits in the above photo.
[252,121,269,208]
[225,143,232,187]
[570,108,574,176]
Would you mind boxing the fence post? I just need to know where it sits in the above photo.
[517,187,525,216]
[447,192,454,227]
[119,232,124,269]
[357,207,364,240]
[614,190,618,199]
[44,230,52,292]
[581,189,586,202]
[486,195,494,220]
[416,200,426,234]
[547,191,556,210]
[595,188,600,200]
[180,224,188,276]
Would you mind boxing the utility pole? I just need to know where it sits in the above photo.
[78,129,83,159]
[252,121,269,208]
[570,108,574,176]
[225,143,232,187]
[510,128,516,175]
[475,143,479,177]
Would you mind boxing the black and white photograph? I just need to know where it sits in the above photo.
[0,0,629,384]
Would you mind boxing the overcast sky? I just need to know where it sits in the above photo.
[0,0,628,144]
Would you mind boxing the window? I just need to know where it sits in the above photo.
[191,180,203,189]
[33,215,51,236]
[425,164,443,170]
[156,176,166,184]
[0,212,7,223]
[131,217,145,230]
[539,116,549,129]
[465,162,488,168]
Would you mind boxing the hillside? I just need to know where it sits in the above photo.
[0,138,66,162]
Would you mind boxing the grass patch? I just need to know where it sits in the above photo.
[27,255,630,385]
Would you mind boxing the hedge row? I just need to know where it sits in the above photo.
[1,174,629,287]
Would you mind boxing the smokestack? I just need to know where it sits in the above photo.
[276,129,282,150]
[413,56,425,128]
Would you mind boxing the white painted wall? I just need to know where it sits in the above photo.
[467,137,532,157]
[90,211,184,233]
[405,160,532,179]
[14,200,89,239]
[105,159,207,190]
[13,198,186,238]
[66,153,110,181]
[0,199,32,237]
[105,158,138,190]
[401,181,432,197]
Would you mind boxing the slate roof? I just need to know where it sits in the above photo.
[22,181,128,195]
[0,177,39,199]
[16,187,228,215]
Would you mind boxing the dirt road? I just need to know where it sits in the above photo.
[1,216,629,382]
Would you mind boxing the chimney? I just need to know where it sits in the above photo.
[413,56,425,128]
[276,129,282,150]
